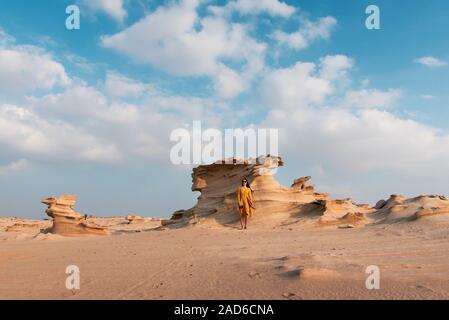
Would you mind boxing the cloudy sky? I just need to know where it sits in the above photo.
[0,0,448,218]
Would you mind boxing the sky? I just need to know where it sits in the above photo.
[0,0,449,218]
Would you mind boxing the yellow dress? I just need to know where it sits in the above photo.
[237,186,254,217]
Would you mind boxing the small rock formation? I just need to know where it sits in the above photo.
[126,214,145,224]
[2,218,51,233]
[291,176,314,191]
[315,199,373,226]
[42,195,109,236]
[372,194,449,223]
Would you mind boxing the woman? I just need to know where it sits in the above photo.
[237,177,254,230]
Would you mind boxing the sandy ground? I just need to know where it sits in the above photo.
[1,218,449,300]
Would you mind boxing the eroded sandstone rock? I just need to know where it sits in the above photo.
[167,155,369,227]
[42,195,109,236]
[372,194,449,222]
[126,214,145,224]
[162,155,449,228]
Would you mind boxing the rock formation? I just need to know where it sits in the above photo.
[126,214,145,224]
[0,218,51,233]
[314,199,373,226]
[291,176,314,191]
[166,155,369,227]
[2,155,448,241]
[42,195,110,236]
[372,194,449,223]
[166,155,449,228]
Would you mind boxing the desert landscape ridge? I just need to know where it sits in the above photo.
[165,155,449,229]
[1,155,449,299]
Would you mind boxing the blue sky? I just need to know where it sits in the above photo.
[0,0,448,218]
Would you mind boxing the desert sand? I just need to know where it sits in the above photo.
[1,155,449,300]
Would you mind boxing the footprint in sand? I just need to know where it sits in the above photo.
[152,282,164,289]
[410,284,435,293]
[280,268,303,279]
[248,271,262,279]
[276,264,339,280]
[282,292,296,299]
[274,254,317,262]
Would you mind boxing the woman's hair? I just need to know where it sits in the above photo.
[241,177,251,189]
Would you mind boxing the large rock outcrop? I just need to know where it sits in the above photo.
[166,155,371,227]
[42,195,110,236]
[167,155,449,228]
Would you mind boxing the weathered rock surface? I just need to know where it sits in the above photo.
[126,214,145,224]
[42,195,110,236]
[4,156,449,240]
[0,218,51,233]
[166,155,370,227]
[315,199,373,226]
[372,194,449,223]
[167,155,449,229]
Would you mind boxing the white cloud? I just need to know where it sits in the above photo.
[361,79,370,87]
[2,5,449,203]
[101,0,213,75]
[273,16,337,50]
[104,72,150,98]
[29,85,109,121]
[79,0,127,22]
[0,159,29,175]
[260,59,345,110]
[0,104,121,164]
[213,65,247,99]
[65,54,102,74]
[421,94,436,100]
[414,56,447,68]
[259,57,449,182]
[0,36,70,94]
[319,55,353,80]
[1,70,234,167]
[265,106,449,178]
[260,55,398,111]
[101,0,266,98]
[342,88,401,109]
[272,30,307,51]
[0,28,15,46]
[210,0,295,17]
